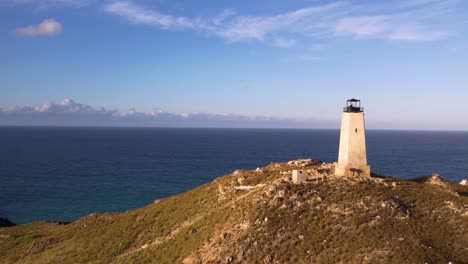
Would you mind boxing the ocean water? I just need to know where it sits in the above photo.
[1,127,467,224]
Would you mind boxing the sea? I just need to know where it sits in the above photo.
[1,127,467,224]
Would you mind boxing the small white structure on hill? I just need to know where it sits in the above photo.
[292,169,326,183]
[292,170,307,183]
[335,99,371,177]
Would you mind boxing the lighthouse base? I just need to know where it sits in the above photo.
[335,164,371,177]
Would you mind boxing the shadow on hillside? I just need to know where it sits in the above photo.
[409,176,433,183]
[0,217,16,227]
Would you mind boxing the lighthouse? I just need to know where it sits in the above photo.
[335,99,371,177]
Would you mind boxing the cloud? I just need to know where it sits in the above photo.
[334,15,452,41]
[100,1,349,44]
[335,16,389,39]
[389,26,450,41]
[102,1,195,29]
[6,0,460,44]
[100,1,343,42]
[273,37,296,48]
[214,2,344,42]
[5,0,91,8]
[13,19,62,36]
[0,99,334,128]
[100,0,458,45]
[397,0,447,8]
[283,54,327,63]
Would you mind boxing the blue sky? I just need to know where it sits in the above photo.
[1,0,468,129]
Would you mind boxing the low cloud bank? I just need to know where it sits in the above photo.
[0,99,335,128]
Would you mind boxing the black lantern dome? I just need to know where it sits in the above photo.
[343,98,364,113]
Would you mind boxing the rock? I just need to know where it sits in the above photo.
[236,250,245,261]
[392,182,398,187]
[287,158,319,167]
[0,217,16,227]
[459,179,467,185]
[237,177,245,185]
[278,190,286,197]
[27,239,51,253]
[427,174,451,188]
[235,184,265,191]
[264,255,274,263]
[427,174,459,196]
[271,195,285,207]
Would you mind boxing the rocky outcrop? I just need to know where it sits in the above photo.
[427,173,447,186]
[0,217,15,227]
[425,173,459,196]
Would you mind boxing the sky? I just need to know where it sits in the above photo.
[1,0,468,130]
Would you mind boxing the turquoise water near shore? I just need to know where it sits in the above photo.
[1,127,467,224]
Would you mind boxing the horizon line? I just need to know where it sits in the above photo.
[1,125,467,133]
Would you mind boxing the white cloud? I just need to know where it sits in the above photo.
[334,15,452,41]
[389,26,450,41]
[397,0,446,8]
[100,0,457,45]
[13,19,62,36]
[102,1,195,29]
[213,2,343,42]
[335,16,389,39]
[274,37,296,48]
[6,0,460,44]
[283,54,327,62]
[6,0,91,8]
[100,1,343,42]
[0,99,327,128]
[6,99,117,116]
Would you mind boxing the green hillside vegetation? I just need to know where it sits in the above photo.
[1,159,467,263]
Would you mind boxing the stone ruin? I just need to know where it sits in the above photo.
[292,170,307,183]
[292,169,326,184]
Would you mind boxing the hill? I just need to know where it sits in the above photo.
[1,159,467,263]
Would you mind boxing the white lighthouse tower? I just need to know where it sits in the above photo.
[335,99,371,177]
